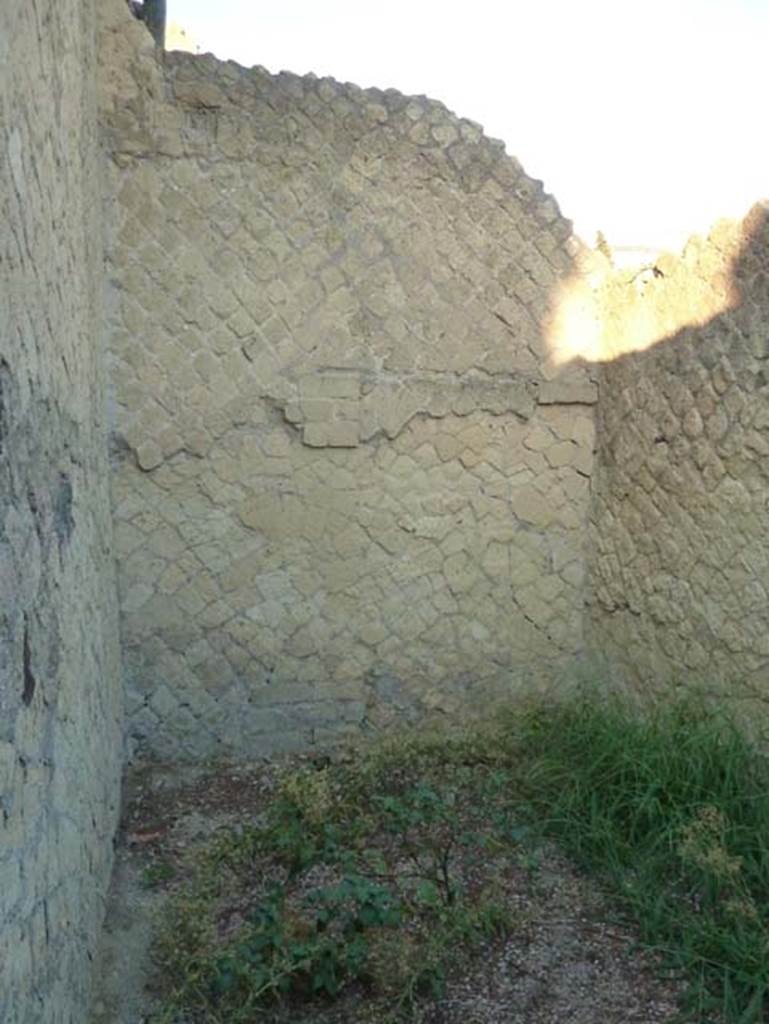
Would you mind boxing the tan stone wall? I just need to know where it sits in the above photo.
[100,23,597,759]
[0,2,122,1021]
[587,206,769,712]
[5,0,768,1014]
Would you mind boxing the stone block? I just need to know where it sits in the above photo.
[538,380,598,405]
[510,486,553,527]
[302,422,360,447]
[135,440,163,471]
[301,374,360,399]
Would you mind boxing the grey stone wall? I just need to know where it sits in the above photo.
[0,2,122,1021]
[588,206,769,716]
[100,25,597,760]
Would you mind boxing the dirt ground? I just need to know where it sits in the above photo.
[91,760,687,1024]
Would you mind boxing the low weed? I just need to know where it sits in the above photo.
[142,861,176,889]
[152,735,523,1023]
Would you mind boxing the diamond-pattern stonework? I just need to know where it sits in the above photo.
[588,207,769,714]
[100,39,596,759]
[6,2,769,1020]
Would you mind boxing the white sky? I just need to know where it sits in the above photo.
[167,0,768,252]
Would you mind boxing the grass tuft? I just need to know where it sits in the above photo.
[511,690,769,1022]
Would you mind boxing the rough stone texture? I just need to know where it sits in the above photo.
[3,0,768,1018]
[588,205,769,715]
[99,12,596,759]
[0,2,122,1022]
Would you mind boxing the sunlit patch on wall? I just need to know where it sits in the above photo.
[545,217,748,367]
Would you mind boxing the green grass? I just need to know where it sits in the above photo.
[511,690,769,1022]
[142,860,177,889]
[151,690,769,1024]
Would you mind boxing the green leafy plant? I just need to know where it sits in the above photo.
[141,860,176,889]
[206,880,398,1007]
[152,734,524,1022]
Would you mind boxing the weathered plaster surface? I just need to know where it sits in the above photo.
[0,2,122,1020]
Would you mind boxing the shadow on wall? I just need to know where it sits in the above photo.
[587,202,769,711]
[127,0,165,47]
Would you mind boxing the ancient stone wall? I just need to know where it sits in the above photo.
[0,2,122,1022]
[3,0,768,1017]
[587,206,769,713]
[100,18,597,760]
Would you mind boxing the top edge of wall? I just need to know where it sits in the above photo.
[100,0,581,248]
